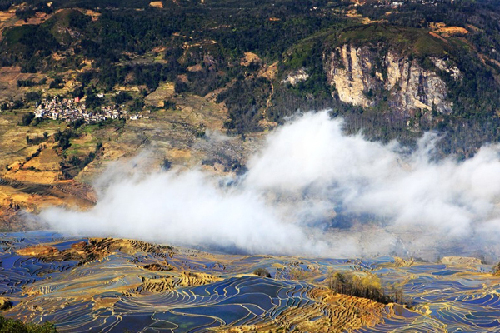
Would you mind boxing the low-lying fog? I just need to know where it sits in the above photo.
[40,111,500,261]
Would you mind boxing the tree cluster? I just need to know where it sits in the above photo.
[327,271,396,304]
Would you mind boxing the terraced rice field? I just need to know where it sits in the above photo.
[1,232,500,332]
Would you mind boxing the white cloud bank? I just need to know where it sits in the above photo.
[40,112,500,259]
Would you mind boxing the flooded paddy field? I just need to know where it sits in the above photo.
[1,232,500,332]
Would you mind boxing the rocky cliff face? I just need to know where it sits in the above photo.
[324,44,457,115]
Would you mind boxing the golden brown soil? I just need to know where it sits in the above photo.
[0,183,87,210]
[0,12,15,22]
[240,52,262,67]
[346,9,362,18]
[149,2,163,8]
[83,9,101,21]
[436,26,468,37]
[187,63,203,72]
[258,62,278,80]
[4,145,62,184]
[429,31,448,43]
[138,271,223,293]
[17,238,174,264]
[144,82,176,107]
[17,245,59,257]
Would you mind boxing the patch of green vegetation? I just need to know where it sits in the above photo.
[81,124,101,133]
[2,24,59,71]
[335,24,449,58]
[284,39,318,71]
[3,25,33,45]
[0,316,57,333]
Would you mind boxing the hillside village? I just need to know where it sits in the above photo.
[34,97,140,123]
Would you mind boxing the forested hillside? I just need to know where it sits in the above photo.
[1,0,500,156]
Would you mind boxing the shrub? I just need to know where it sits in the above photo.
[25,91,41,103]
[492,262,500,275]
[18,112,35,126]
[253,268,271,278]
